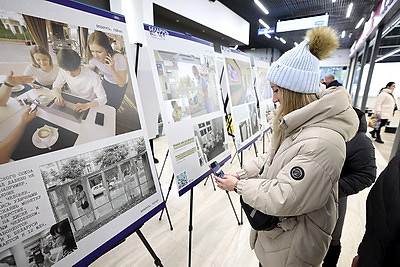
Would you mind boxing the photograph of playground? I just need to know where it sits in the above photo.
[0,9,141,162]
[225,57,255,106]
[154,50,220,123]
[38,137,157,242]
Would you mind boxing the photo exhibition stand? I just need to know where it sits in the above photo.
[135,42,173,232]
[94,42,175,267]
[219,65,261,225]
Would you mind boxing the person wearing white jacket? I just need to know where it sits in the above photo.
[370,82,397,144]
[214,27,359,266]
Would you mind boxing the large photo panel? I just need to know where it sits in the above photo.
[221,47,260,152]
[144,25,230,196]
[0,1,164,266]
[253,58,274,133]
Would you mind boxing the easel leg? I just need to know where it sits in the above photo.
[226,191,241,225]
[188,188,194,267]
[203,175,216,191]
[253,142,258,157]
[262,133,265,154]
[159,174,174,229]
[136,229,163,267]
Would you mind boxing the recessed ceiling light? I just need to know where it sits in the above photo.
[355,18,365,29]
[176,19,180,23]
[264,33,271,38]
[346,3,353,18]
[274,36,279,40]
[294,42,299,46]
[279,37,286,44]
[254,0,269,15]
[341,31,346,38]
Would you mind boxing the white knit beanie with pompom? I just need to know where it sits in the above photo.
[267,27,339,94]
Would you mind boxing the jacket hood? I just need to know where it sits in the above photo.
[280,87,359,142]
[353,107,367,133]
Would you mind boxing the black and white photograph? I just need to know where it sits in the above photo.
[193,117,227,163]
[20,219,77,267]
[39,137,156,241]
[248,102,259,136]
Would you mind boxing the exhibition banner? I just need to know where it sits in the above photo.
[144,25,231,196]
[220,47,260,153]
[253,58,274,134]
[0,1,164,266]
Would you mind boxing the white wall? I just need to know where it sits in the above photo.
[111,0,250,45]
[360,62,400,96]
[320,48,351,67]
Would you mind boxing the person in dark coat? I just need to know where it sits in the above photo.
[352,152,400,267]
[323,107,377,266]
[325,74,343,88]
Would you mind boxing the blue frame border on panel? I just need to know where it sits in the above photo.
[144,24,214,47]
[178,155,231,196]
[46,0,125,22]
[73,202,165,266]
[237,134,260,154]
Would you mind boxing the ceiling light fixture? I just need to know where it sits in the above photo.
[274,36,279,40]
[346,3,353,18]
[375,47,400,63]
[355,17,365,29]
[332,0,337,2]
[279,37,286,44]
[258,19,270,29]
[341,31,346,38]
[294,42,299,46]
[254,0,269,15]
[264,33,271,38]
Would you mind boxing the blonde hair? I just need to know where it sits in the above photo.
[272,86,318,147]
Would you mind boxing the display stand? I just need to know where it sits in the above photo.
[203,174,216,190]
[188,188,194,267]
[136,226,164,267]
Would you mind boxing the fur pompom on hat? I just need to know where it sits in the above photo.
[267,27,339,94]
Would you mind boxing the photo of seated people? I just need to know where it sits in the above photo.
[0,10,141,164]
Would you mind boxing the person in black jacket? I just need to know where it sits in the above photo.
[325,74,343,88]
[352,153,400,267]
[323,107,377,266]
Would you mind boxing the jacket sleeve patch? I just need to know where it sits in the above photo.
[290,166,305,180]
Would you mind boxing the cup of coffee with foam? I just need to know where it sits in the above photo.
[37,127,52,142]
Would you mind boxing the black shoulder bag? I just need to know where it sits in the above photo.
[240,165,280,231]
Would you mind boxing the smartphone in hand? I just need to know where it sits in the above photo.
[210,161,224,178]
[29,99,40,114]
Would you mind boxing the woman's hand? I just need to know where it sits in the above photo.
[55,95,65,106]
[104,54,115,70]
[20,107,37,124]
[5,71,34,86]
[214,173,239,191]
[73,103,91,112]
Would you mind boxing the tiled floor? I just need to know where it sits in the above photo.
[90,123,395,267]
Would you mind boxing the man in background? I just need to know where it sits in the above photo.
[325,74,342,88]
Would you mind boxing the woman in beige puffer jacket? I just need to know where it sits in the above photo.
[214,27,359,266]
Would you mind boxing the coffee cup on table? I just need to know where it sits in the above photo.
[37,127,52,142]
